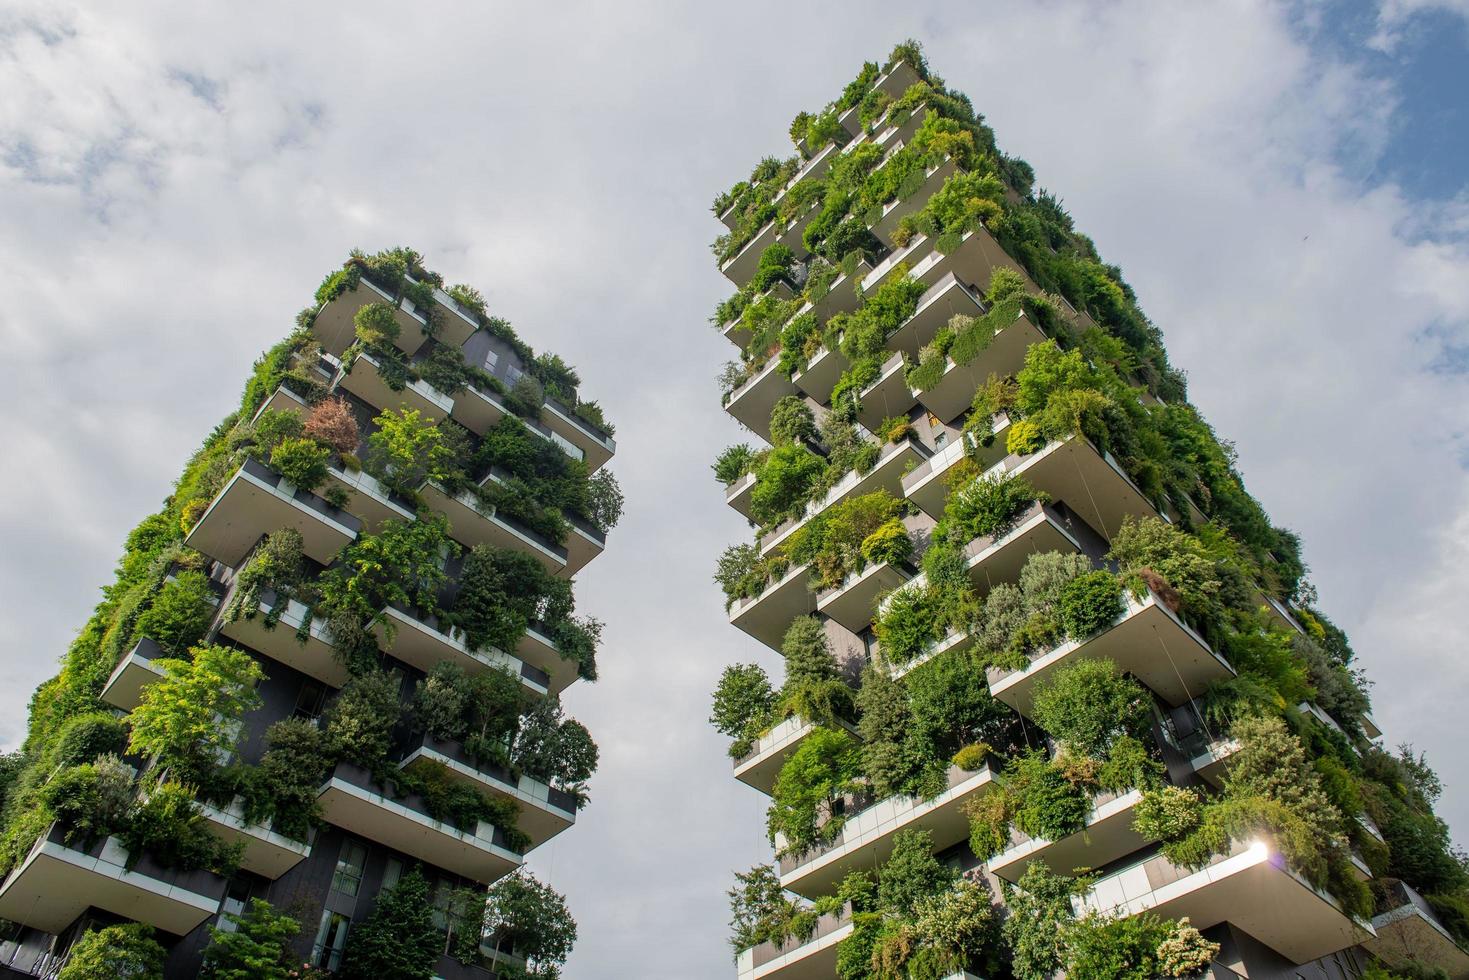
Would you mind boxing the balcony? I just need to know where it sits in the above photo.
[885,271,986,362]
[252,382,310,423]
[988,589,1234,717]
[185,457,361,566]
[1081,839,1375,964]
[312,279,433,358]
[375,604,554,697]
[901,419,1014,518]
[1255,589,1307,636]
[725,471,758,520]
[723,280,798,350]
[419,481,568,575]
[779,762,997,898]
[100,637,166,711]
[729,562,817,652]
[1363,712,1383,740]
[725,358,800,442]
[772,143,841,213]
[1186,734,1242,789]
[197,798,310,879]
[733,717,859,796]
[759,437,927,557]
[1366,880,1469,980]
[0,824,227,936]
[988,788,1147,883]
[399,734,576,849]
[873,58,921,100]
[862,232,939,295]
[804,258,873,324]
[542,399,616,474]
[851,352,916,432]
[426,284,480,350]
[871,158,959,247]
[218,589,348,687]
[721,220,782,288]
[889,627,973,681]
[791,344,849,405]
[902,225,1032,300]
[451,383,589,469]
[912,306,1049,424]
[736,905,854,980]
[317,762,523,885]
[979,436,1160,543]
[478,468,605,577]
[816,557,910,632]
[337,351,455,422]
[325,461,416,533]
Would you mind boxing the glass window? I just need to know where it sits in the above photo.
[506,363,523,385]
[382,857,403,891]
[216,879,252,933]
[483,349,499,373]
[311,911,350,971]
[293,680,328,722]
[331,839,368,899]
[934,431,948,448]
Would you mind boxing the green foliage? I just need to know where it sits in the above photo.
[1031,658,1150,759]
[41,755,134,847]
[750,444,826,526]
[353,302,400,347]
[859,517,912,567]
[769,396,816,447]
[877,829,955,915]
[133,570,215,655]
[364,407,454,497]
[714,444,756,485]
[1109,516,1221,623]
[324,670,402,770]
[512,697,599,798]
[58,923,166,980]
[128,644,262,781]
[729,864,796,954]
[785,490,909,590]
[269,436,331,492]
[484,870,578,975]
[1008,750,1091,842]
[340,867,442,980]
[711,664,777,758]
[944,470,1044,542]
[1059,570,1124,640]
[453,544,567,655]
[1003,863,1080,980]
[1134,786,1205,842]
[953,743,991,771]
[768,726,861,855]
[124,779,240,876]
[202,898,300,980]
[779,616,854,728]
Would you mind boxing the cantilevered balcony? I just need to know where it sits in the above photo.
[721,220,782,288]
[1254,589,1307,636]
[185,457,361,566]
[337,350,454,422]
[779,762,997,898]
[759,437,927,557]
[911,306,1049,424]
[902,225,1032,299]
[988,589,1234,717]
[736,904,854,980]
[100,636,166,711]
[733,717,859,796]
[886,271,986,361]
[725,471,758,520]
[418,481,569,576]
[317,763,522,885]
[218,589,348,687]
[312,279,434,358]
[862,232,939,295]
[451,382,589,468]
[988,788,1147,883]
[1366,880,1469,980]
[722,280,798,350]
[852,352,917,432]
[1184,732,1242,789]
[873,58,922,100]
[888,627,973,681]
[542,398,616,474]
[426,284,480,349]
[252,383,310,422]
[477,468,604,577]
[325,459,417,534]
[0,824,227,936]
[729,563,817,652]
[1081,839,1375,964]
[816,557,910,632]
[802,257,872,324]
[374,604,555,697]
[399,734,576,849]
[725,358,799,442]
[198,799,310,879]
[871,158,959,247]
[791,344,849,405]
[901,419,1014,518]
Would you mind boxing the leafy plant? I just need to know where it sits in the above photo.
[133,570,216,655]
[769,396,816,447]
[339,867,441,980]
[483,870,578,976]
[710,663,777,758]
[269,436,331,492]
[304,396,360,454]
[128,644,263,781]
[364,407,455,497]
[1058,570,1123,640]
[201,898,301,980]
[713,444,756,485]
[58,923,166,980]
[1030,658,1150,759]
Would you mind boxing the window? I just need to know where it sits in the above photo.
[483,349,500,373]
[216,879,252,933]
[293,680,328,722]
[506,363,523,386]
[934,431,948,448]
[381,857,403,891]
[311,911,350,971]
[331,839,368,899]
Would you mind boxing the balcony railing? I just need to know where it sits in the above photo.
[100,636,166,711]
[987,787,1146,883]
[197,797,310,879]
[736,903,854,980]
[732,716,859,797]
[311,278,433,358]
[185,456,362,566]
[376,603,554,696]
[1366,879,1469,979]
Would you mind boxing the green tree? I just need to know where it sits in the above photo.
[484,870,578,977]
[340,866,441,980]
[1030,658,1150,759]
[323,670,402,770]
[58,923,165,980]
[128,644,263,780]
[364,407,455,496]
[201,898,300,980]
[768,727,861,853]
[710,663,776,757]
[877,829,955,916]
[856,664,922,798]
[133,570,216,655]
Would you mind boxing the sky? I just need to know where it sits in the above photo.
[2,1,1468,976]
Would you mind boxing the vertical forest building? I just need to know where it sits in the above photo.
[0,249,619,979]
[707,42,1469,980]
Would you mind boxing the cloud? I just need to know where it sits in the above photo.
[1,2,1466,977]
[1370,0,1469,49]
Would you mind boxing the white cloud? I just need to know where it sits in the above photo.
[1,2,1466,976]
[1371,0,1469,49]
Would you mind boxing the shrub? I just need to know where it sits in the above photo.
[1134,786,1204,842]
[201,898,301,980]
[364,407,455,497]
[124,780,239,876]
[944,471,1043,542]
[324,670,401,770]
[1009,751,1090,842]
[134,570,216,655]
[42,756,133,846]
[874,583,941,665]
[769,396,816,447]
[1058,571,1123,640]
[339,867,441,979]
[1006,417,1046,455]
[269,436,330,492]
[58,923,166,980]
[353,302,399,347]
[483,871,578,975]
[952,743,991,772]
[1108,516,1221,621]
[860,518,912,567]
[246,718,329,840]
[1155,917,1220,977]
[51,712,129,769]
[410,662,471,741]
[710,664,776,757]
[768,727,861,854]
[877,829,955,916]
[128,645,263,781]
[728,864,795,953]
[1030,658,1150,759]
[713,444,756,485]
[750,444,825,526]
[304,397,360,454]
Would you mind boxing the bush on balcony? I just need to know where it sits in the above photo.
[339,866,441,980]
[128,644,263,783]
[353,301,400,347]
[364,407,455,498]
[768,726,862,855]
[859,518,912,568]
[269,436,331,492]
[201,898,301,980]
[713,444,757,485]
[512,698,599,807]
[1030,658,1151,760]
[779,616,855,729]
[41,755,134,848]
[124,779,241,876]
[400,759,526,851]
[1108,516,1223,625]
[729,863,799,954]
[57,923,167,980]
[786,490,909,590]
[408,662,522,770]
[233,717,329,841]
[711,663,778,759]
[749,443,826,527]
[133,570,215,656]
[1059,570,1124,640]
[223,528,305,630]
[323,669,401,772]
[481,870,578,976]
[944,470,1044,543]
[304,396,359,454]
